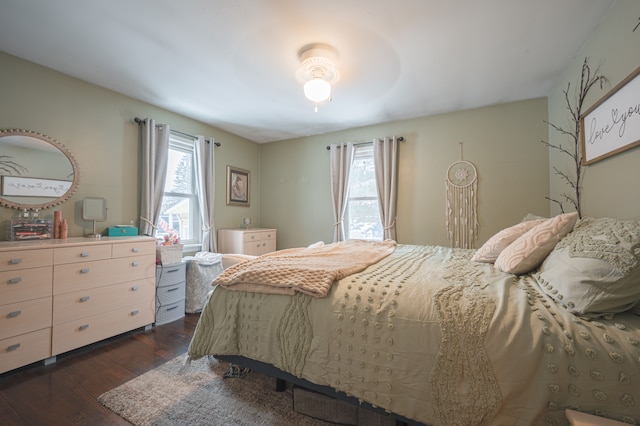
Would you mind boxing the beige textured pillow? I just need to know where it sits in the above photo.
[535,217,640,317]
[472,218,547,263]
[494,212,579,274]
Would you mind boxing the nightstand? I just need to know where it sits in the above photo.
[155,262,186,325]
[217,228,277,255]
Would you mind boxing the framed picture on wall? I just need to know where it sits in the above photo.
[226,165,250,207]
[580,65,640,165]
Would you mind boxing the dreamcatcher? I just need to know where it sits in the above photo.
[446,143,478,249]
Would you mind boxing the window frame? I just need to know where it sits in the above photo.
[157,132,201,248]
[345,144,382,241]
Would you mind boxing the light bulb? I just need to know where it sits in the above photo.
[304,78,331,103]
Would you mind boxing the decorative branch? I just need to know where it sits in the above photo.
[0,155,28,175]
[540,57,607,218]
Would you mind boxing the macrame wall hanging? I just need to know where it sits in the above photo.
[446,142,479,249]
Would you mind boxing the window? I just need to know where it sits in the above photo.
[157,132,200,245]
[346,145,382,240]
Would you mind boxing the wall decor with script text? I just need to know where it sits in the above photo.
[1,176,73,197]
[580,66,640,165]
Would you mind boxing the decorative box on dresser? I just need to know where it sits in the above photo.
[0,236,156,374]
[155,261,186,325]
[217,228,277,256]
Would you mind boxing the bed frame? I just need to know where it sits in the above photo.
[215,355,422,426]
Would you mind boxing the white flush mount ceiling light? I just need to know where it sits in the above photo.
[297,44,340,112]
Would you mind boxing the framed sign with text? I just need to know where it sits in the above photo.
[580,66,640,165]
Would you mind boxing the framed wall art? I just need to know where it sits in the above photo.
[1,176,73,197]
[226,165,250,207]
[580,65,640,165]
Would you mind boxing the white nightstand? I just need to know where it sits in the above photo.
[217,228,277,256]
[155,262,186,325]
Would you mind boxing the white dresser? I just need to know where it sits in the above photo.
[0,236,156,373]
[217,228,277,256]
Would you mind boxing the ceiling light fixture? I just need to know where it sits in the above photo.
[297,44,339,112]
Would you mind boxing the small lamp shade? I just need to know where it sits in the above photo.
[303,78,332,103]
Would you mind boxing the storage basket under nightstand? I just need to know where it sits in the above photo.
[155,262,186,325]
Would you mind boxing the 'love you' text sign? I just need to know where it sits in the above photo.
[580,66,640,165]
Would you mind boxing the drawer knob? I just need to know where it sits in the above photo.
[131,285,140,291]
[9,277,22,284]
[7,343,21,352]
[8,310,22,318]
[80,268,90,274]
[250,235,255,239]
[132,261,140,267]
[80,252,90,257]
[166,306,178,311]
[167,287,179,292]
[79,324,89,331]
[79,296,90,303]
[132,247,140,253]
[167,268,180,273]
[131,310,139,316]
[9,258,22,265]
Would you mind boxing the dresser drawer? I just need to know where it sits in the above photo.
[243,239,276,256]
[53,278,155,325]
[0,328,51,374]
[157,281,186,306]
[54,244,112,264]
[52,301,155,355]
[157,262,186,287]
[0,297,52,340]
[0,249,53,272]
[155,299,185,325]
[112,241,156,258]
[54,255,155,294]
[242,230,276,243]
[0,266,52,305]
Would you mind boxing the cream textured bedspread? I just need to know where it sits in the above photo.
[188,244,640,426]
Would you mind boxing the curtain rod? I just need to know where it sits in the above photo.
[134,117,221,147]
[325,136,404,150]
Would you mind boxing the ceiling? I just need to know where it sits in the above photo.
[0,0,614,143]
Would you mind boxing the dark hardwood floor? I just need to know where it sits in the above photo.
[0,314,200,426]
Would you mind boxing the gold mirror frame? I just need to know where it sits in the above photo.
[0,129,80,210]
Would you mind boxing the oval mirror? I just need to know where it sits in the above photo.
[0,129,79,210]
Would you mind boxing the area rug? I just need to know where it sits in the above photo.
[98,354,328,425]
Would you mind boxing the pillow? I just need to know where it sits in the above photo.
[534,217,640,317]
[521,213,547,222]
[494,212,579,274]
[472,218,547,263]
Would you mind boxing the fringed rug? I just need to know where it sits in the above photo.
[98,354,328,426]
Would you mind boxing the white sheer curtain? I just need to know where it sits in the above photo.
[139,118,170,236]
[194,136,216,252]
[373,136,399,241]
[329,143,354,242]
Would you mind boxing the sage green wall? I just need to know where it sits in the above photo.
[260,98,550,249]
[0,51,261,241]
[547,0,640,219]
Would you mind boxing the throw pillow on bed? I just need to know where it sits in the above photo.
[494,212,579,274]
[472,218,547,263]
[534,217,640,318]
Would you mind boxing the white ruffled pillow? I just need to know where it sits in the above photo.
[472,218,547,263]
[494,212,578,274]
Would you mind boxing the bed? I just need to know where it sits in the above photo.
[187,214,640,425]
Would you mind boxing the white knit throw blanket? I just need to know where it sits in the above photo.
[215,239,397,297]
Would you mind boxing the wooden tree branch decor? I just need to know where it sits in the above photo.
[540,58,607,218]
